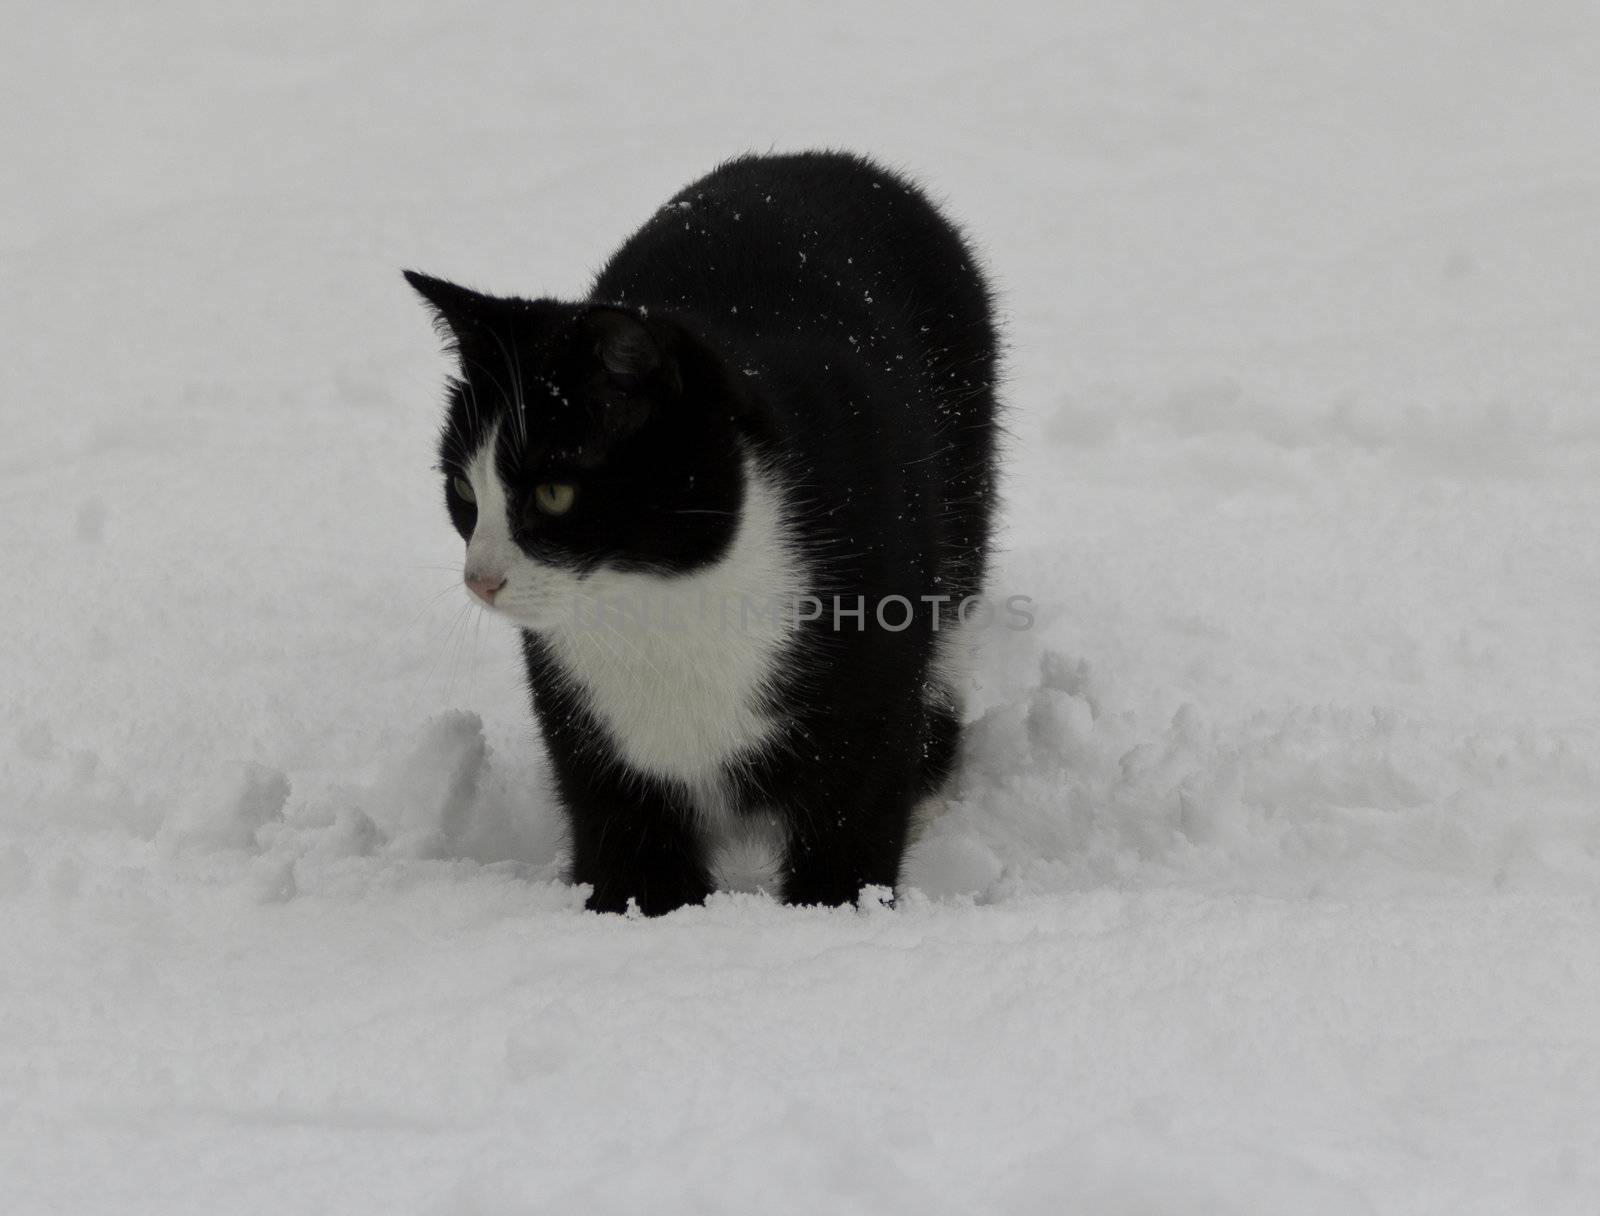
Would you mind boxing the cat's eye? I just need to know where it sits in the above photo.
[535,482,577,516]
[452,475,476,505]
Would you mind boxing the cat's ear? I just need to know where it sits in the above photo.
[584,306,682,398]
[403,270,496,353]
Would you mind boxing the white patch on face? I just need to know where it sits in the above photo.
[461,422,588,628]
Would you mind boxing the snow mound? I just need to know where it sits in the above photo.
[158,762,290,853]
[914,650,1600,902]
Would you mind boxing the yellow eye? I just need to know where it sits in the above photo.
[452,475,476,505]
[535,482,577,516]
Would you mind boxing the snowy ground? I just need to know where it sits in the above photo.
[6,2,1600,1212]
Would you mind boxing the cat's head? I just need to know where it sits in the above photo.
[405,271,748,629]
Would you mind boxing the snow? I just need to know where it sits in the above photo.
[5,1,1600,1211]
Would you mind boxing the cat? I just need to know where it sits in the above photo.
[406,150,999,915]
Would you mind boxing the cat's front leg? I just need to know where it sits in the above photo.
[562,775,711,916]
[778,786,914,908]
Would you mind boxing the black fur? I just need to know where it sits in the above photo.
[407,151,999,914]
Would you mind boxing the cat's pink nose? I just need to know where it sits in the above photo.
[465,574,506,605]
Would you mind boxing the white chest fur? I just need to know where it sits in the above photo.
[541,461,806,790]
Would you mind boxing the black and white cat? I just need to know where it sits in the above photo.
[406,151,999,914]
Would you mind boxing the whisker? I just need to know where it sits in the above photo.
[407,600,471,716]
